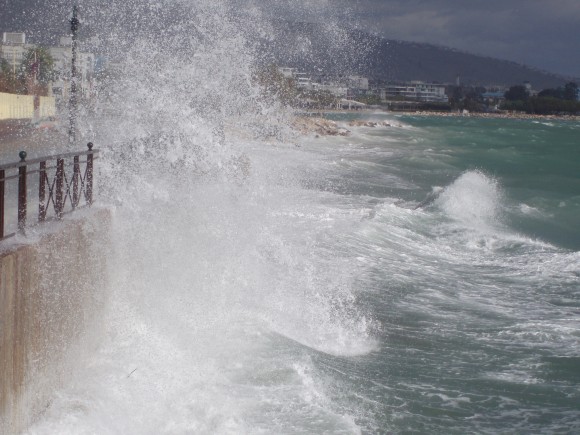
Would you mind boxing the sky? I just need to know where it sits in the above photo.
[1,0,579,78]
[352,0,580,78]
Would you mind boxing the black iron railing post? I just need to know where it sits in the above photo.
[86,142,94,205]
[39,161,47,222]
[55,158,65,219]
[72,155,80,208]
[18,151,27,231]
[69,5,80,144]
[0,169,5,239]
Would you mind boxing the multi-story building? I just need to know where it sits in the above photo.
[312,83,348,97]
[347,76,369,91]
[0,32,36,76]
[380,81,448,102]
[278,67,296,79]
[49,36,95,99]
[294,72,313,90]
[1,33,96,99]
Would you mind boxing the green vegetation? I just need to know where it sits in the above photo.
[418,101,452,112]
[504,85,529,101]
[0,58,23,93]
[502,97,580,115]
[501,82,579,115]
[0,47,54,95]
[254,64,339,109]
[21,47,55,85]
[254,64,297,106]
[354,94,381,105]
[448,85,486,112]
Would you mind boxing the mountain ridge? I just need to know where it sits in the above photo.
[260,21,571,89]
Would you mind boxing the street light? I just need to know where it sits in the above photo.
[69,5,79,144]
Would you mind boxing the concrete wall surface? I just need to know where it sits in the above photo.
[0,208,110,434]
[0,93,56,121]
[38,97,56,119]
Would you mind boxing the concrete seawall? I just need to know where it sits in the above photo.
[0,93,56,121]
[0,208,110,433]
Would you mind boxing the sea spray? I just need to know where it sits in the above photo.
[436,170,504,231]
[26,1,377,433]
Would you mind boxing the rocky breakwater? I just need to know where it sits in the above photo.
[347,120,402,128]
[292,117,351,137]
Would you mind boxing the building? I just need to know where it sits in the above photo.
[347,76,369,91]
[278,67,295,79]
[380,81,448,103]
[277,67,314,90]
[0,32,35,76]
[49,36,96,99]
[313,83,348,98]
[1,33,96,99]
[276,67,366,99]
[294,72,313,90]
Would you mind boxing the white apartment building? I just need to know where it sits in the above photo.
[49,36,95,99]
[294,72,313,90]
[278,67,296,79]
[312,83,348,98]
[0,32,35,75]
[348,76,369,91]
[380,81,448,102]
[1,33,96,98]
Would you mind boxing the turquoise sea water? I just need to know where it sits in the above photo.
[303,113,580,433]
[326,113,580,250]
[25,113,579,434]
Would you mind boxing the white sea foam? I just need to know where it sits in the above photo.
[24,1,376,433]
[436,170,503,231]
[18,4,580,432]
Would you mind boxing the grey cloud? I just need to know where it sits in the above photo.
[352,0,580,76]
[1,0,579,77]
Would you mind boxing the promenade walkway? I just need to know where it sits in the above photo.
[0,120,66,161]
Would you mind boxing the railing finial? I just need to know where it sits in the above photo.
[19,151,27,162]
[87,142,93,151]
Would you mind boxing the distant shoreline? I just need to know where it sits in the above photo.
[304,109,580,121]
[392,111,580,121]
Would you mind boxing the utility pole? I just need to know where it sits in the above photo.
[69,5,79,144]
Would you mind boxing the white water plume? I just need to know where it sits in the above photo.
[26,1,376,433]
[436,170,504,231]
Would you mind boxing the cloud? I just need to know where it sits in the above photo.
[352,0,580,76]
[1,0,579,77]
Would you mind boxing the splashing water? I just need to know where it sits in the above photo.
[25,1,377,433]
[436,170,503,231]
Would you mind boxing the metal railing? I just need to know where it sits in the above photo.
[0,143,99,240]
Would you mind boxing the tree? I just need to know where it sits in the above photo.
[538,87,564,99]
[0,58,23,93]
[563,82,578,101]
[504,85,528,101]
[254,64,299,107]
[20,47,55,85]
[501,96,580,115]
[0,58,10,76]
[354,94,381,105]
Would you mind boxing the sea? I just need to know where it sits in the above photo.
[24,111,580,434]
[17,1,580,433]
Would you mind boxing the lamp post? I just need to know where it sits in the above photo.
[69,5,79,144]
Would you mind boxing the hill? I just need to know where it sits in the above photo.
[257,21,570,89]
